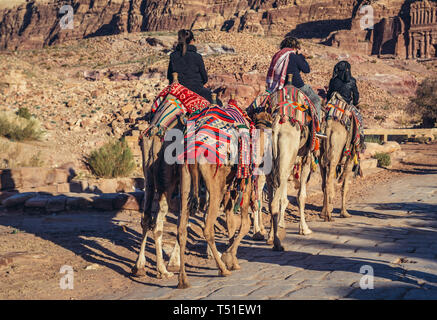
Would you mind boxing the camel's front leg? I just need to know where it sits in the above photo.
[131,216,149,277]
[222,184,252,271]
[297,156,313,235]
[340,158,354,218]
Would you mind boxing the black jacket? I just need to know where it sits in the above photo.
[167,45,208,96]
[286,53,310,88]
[327,77,360,106]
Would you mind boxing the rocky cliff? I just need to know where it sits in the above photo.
[0,0,370,50]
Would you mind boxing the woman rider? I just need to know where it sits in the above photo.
[326,60,360,107]
[167,29,220,105]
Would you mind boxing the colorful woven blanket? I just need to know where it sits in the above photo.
[179,103,254,179]
[152,83,210,114]
[249,86,320,151]
[142,84,211,138]
[325,92,364,150]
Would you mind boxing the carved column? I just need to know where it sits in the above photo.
[411,34,415,59]
[424,31,429,58]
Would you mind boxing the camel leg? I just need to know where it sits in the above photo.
[201,167,231,277]
[320,163,328,219]
[340,158,354,218]
[177,165,191,289]
[252,174,266,240]
[222,183,251,271]
[298,156,313,235]
[153,194,174,279]
[131,219,149,277]
[325,161,337,222]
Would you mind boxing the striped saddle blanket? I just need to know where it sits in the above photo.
[325,92,364,149]
[179,103,254,179]
[247,85,320,151]
[143,84,211,137]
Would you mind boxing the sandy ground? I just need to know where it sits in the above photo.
[0,142,436,299]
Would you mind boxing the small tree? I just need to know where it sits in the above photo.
[87,138,135,178]
[409,77,437,128]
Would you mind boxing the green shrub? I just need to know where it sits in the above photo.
[16,107,32,120]
[373,152,391,168]
[87,139,135,178]
[365,136,383,145]
[409,77,437,128]
[0,112,42,141]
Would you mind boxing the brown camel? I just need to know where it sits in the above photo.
[176,97,256,289]
[320,103,361,221]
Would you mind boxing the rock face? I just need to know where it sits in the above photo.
[0,0,361,50]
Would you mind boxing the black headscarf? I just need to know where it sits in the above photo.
[332,61,352,83]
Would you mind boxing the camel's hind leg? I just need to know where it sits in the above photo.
[297,155,313,235]
[340,158,354,218]
[177,165,192,289]
[153,193,174,279]
[252,174,267,241]
[201,166,231,277]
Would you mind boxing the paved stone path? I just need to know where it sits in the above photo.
[103,173,437,300]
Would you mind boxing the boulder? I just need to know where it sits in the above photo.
[2,193,37,207]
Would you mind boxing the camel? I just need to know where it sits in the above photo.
[176,96,257,289]
[132,73,198,279]
[253,80,319,251]
[320,93,363,222]
[267,116,314,251]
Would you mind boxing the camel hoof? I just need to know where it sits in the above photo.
[324,216,334,222]
[221,252,234,270]
[230,262,241,271]
[273,244,284,252]
[266,235,274,245]
[177,281,191,289]
[299,228,313,236]
[157,271,174,279]
[252,232,265,241]
[167,265,180,273]
[131,266,146,277]
[219,268,232,277]
[341,211,352,218]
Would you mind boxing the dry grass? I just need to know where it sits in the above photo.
[0,111,43,141]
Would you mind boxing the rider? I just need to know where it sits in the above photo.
[326,61,360,106]
[167,29,220,105]
[266,36,322,120]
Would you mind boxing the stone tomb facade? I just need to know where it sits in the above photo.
[407,0,437,59]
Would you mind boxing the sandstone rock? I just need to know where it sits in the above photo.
[46,196,67,212]
[113,193,140,211]
[0,169,22,190]
[66,196,93,210]
[92,194,116,211]
[2,192,37,207]
[363,141,401,158]
[20,168,50,189]
[24,196,50,208]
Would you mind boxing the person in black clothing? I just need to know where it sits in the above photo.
[326,61,360,106]
[167,29,219,104]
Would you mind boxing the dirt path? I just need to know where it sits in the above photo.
[1,142,436,300]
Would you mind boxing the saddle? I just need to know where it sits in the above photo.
[325,92,364,152]
[179,101,255,179]
[141,83,210,138]
[247,85,321,152]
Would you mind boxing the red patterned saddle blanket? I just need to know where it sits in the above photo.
[142,83,211,138]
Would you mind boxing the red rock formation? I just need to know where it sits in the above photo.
[0,0,359,50]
